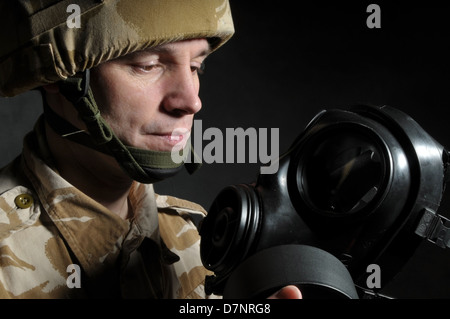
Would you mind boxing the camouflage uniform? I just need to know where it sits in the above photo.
[0,116,213,298]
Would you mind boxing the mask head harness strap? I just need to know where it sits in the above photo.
[43,70,201,184]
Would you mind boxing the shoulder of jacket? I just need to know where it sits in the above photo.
[155,194,207,217]
[0,185,40,240]
[0,157,40,239]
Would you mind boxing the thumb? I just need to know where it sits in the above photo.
[268,285,303,299]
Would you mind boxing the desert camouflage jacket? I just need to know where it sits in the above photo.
[0,118,212,298]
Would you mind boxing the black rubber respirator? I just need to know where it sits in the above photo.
[199,105,450,298]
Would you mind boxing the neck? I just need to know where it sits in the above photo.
[45,121,134,220]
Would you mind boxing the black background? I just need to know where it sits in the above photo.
[160,1,450,209]
[1,1,450,298]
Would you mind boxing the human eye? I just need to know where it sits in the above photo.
[115,48,168,76]
[137,63,162,73]
[191,61,206,75]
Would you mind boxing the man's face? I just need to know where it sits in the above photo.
[90,38,210,152]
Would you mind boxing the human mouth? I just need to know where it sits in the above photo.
[161,133,184,144]
[153,129,190,150]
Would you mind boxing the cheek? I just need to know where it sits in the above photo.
[117,84,161,126]
[93,70,160,125]
[104,92,158,140]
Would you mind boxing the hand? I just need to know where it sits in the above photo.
[268,285,302,299]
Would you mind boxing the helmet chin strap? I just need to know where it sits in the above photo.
[43,70,201,184]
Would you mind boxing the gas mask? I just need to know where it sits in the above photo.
[199,105,450,299]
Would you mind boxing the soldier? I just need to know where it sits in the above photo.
[0,0,301,299]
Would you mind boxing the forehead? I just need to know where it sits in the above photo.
[117,39,211,61]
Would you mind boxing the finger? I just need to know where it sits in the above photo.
[268,285,302,299]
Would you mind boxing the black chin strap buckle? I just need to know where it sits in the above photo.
[79,69,90,101]
[43,69,97,144]
[61,69,90,104]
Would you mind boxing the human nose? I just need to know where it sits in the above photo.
[162,68,202,115]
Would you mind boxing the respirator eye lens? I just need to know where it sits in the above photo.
[298,130,387,215]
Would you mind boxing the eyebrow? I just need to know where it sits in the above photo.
[129,42,212,60]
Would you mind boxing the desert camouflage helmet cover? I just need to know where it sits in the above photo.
[0,0,235,97]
